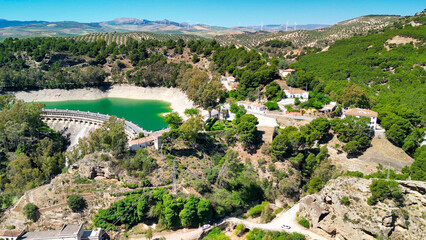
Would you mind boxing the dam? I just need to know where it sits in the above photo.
[41,108,168,149]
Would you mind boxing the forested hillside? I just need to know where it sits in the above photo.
[290,15,426,156]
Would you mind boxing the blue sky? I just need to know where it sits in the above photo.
[0,0,423,27]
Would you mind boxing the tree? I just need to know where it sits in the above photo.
[271,134,292,160]
[23,203,39,222]
[197,199,213,225]
[164,112,183,129]
[67,194,86,212]
[341,85,370,108]
[179,197,199,227]
[192,53,199,63]
[0,95,14,110]
[265,82,281,100]
[264,101,278,110]
[230,104,247,123]
[236,114,259,149]
[179,116,203,148]
[184,108,199,117]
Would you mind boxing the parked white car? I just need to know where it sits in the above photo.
[202,224,211,230]
[281,224,291,229]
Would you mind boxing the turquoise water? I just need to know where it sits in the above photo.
[41,98,171,131]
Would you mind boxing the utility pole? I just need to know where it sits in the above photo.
[387,163,390,180]
[258,87,260,102]
[172,157,177,194]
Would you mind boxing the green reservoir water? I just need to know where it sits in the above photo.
[41,98,171,131]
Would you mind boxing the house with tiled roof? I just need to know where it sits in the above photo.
[342,108,378,129]
[279,68,296,77]
[237,101,266,113]
[16,224,102,240]
[129,133,163,151]
[0,229,25,240]
[284,88,309,99]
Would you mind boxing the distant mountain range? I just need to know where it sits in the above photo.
[0,17,330,39]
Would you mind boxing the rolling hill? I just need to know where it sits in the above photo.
[215,15,401,48]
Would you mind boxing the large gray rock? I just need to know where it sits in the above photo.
[69,155,120,179]
[298,177,426,240]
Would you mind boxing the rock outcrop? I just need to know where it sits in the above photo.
[68,154,137,183]
[298,177,426,240]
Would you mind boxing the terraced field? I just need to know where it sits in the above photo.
[70,31,205,44]
[215,15,401,48]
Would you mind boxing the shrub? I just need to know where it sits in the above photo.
[297,217,310,228]
[340,196,350,206]
[203,227,230,240]
[67,194,86,212]
[235,223,245,235]
[367,179,403,206]
[248,201,268,217]
[264,101,279,110]
[343,171,364,178]
[23,203,39,222]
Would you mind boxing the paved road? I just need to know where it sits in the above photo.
[224,203,328,240]
[139,204,328,240]
[246,110,317,121]
[129,228,204,240]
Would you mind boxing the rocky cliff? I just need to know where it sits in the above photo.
[298,177,426,240]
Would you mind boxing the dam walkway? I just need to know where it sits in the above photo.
[41,108,164,139]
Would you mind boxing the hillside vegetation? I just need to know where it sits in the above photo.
[290,15,426,156]
[215,15,400,48]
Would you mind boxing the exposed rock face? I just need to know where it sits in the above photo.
[299,177,426,240]
[68,154,137,183]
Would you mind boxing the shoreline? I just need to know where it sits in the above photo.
[6,85,196,118]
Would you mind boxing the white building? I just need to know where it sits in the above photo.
[129,133,162,151]
[0,229,25,240]
[220,76,238,91]
[284,88,309,99]
[279,69,296,77]
[341,108,378,130]
[237,101,266,113]
[319,102,337,113]
[18,224,102,240]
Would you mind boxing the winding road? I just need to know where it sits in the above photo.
[138,203,328,240]
[223,203,328,240]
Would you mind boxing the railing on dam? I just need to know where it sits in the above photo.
[41,108,159,139]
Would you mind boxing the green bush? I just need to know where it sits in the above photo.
[202,227,230,240]
[246,228,305,240]
[343,171,364,178]
[340,196,350,206]
[264,101,279,110]
[235,223,245,235]
[248,201,268,217]
[367,179,403,206]
[67,194,86,212]
[297,217,310,228]
[23,203,39,222]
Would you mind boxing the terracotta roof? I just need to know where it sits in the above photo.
[237,101,265,108]
[343,108,378,118]
[0,229,24,237]
[129,133,162,145]
[285,88,308,94]
[283,69,296,72]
